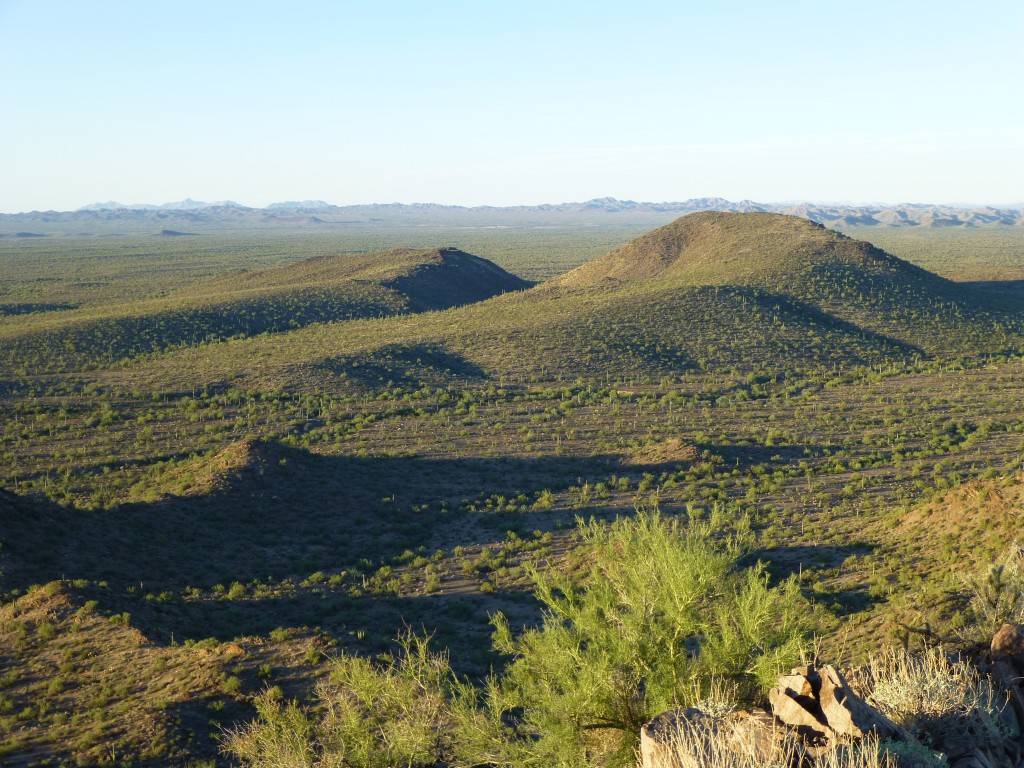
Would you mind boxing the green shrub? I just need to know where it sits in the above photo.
[221,675,244,697]
[226,511,810,768]
[478,510,810,768]
[227,582,247,600]
[225,695,317,767]
[961,543,1024,638]
[225,632,462,768]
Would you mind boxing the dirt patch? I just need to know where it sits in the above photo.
[625,437,696,466]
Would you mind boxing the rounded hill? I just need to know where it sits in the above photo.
[0,247,529,375]
[113,212,1024,391]
[550,211,925,290]
[531,211,1022,368]
[193,246,530,311]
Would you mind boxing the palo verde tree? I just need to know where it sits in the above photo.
[471,509,810,767]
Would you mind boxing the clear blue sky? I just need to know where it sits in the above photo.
[1,0,1021,212]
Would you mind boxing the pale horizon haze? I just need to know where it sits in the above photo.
[0,0,1021,213]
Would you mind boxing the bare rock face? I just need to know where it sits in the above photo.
[983,623,1024,761]
[820,665,906,741]
[769,664,909,744]
[769,687,832,742]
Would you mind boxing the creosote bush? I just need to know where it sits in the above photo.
[479,510,809,767]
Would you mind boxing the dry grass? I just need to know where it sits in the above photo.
[862,647,1008,749]
[654,712,902,768]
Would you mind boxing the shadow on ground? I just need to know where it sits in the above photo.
[0,441,679,596]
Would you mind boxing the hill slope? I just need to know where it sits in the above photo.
[534,212,1021,368]
[549,211,914,288]
[190,246,529,311]
[0,247,528,375]
[93,213,1024,397]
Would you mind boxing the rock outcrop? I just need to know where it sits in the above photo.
[768,663,909,744]
[642,625,1024,768]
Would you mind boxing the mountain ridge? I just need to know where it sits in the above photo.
[3,198,1019,234]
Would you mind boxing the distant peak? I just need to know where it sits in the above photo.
[265,200,333,210]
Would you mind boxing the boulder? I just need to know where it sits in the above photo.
[984,628,1024,760]
[768,682,833,743]
[769,664,909,745]
[640,708,696,768]
[818,665,907,742]
[991,624,1024,662]
[950,747,1000,768]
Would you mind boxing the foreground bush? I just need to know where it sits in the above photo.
[225,510,811,768]
[481,511,809,767]
[227,632,467,768]
[960,543,1024,640]
[664,713,902,768]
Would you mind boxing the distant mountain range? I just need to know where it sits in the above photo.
[78,198,245,211]
[2,198,1021,236]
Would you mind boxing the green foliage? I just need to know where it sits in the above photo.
[226,632,463,768]
[225,694,318,768]
[475,510,809,768]
[960,543,1024,637]
[225,512,809,768]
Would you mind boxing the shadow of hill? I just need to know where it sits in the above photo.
[699,441,833,468]
[114,582,542,678]
[0,302,77,315]
[742,543,883,617]
[0,441,670,597]
[602,284,926,371]
[314,341,487,389]
[744,543,878,577]
[960,279,1024,302]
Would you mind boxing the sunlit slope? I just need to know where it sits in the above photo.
[549,211,913,287]
[0,247,528,375]
[545,211,1022,358]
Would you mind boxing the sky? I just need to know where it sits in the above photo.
[0,1,1021,212]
